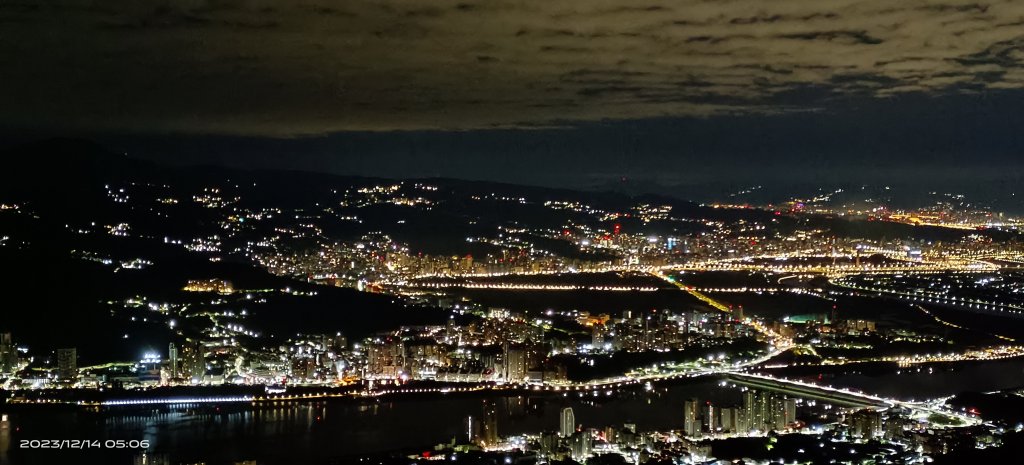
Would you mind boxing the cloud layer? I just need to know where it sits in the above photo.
[4,0,1024,135]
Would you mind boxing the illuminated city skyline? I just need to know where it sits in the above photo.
[3,1,1024,464]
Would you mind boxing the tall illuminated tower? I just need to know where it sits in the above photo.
[560,407,576,437]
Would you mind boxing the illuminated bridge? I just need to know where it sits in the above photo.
[723,372,892,409]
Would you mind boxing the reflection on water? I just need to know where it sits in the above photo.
[2,379,730,465]
[819,357,1024,400]
[3,358,1024,464]
[1,415,10,465]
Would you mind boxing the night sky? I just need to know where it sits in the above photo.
[3,1,1024,195]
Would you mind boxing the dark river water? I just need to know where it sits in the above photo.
[803,356,1024,400]
[4,357,1024,465]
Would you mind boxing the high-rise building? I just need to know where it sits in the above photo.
[704,401,720,434]
[560,407,576,437]
[591,324,605,348]
[466,415,480,443]
[783,397,797,426]
[683,398,701,437]
[539,431,560,456]
[883,412,908,441]
[504,346,528,382]
[720,406,740,433]
[850,409,883,439]
[603,425,618,444]
[704,399,720,432]
[56,348,77,381]
[770,395,786,431]
[738,389,795,432]
[478,399,499,446]
[735,408,748,434]
[330,332,347,352]
[741,390,756,433]
[742,390,789,432]
[366,341,406,379]
[757,391,773,431]
[180,340,205,383]
[167,343,179,379]
[570,431,592,461]
[0,333,17,374]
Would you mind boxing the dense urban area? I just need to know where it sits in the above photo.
[2,142,1024,464]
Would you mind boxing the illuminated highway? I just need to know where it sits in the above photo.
[650,270,794,350]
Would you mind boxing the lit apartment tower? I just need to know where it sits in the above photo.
[445,316,458,344]
[758,391,773,431]
[770,395,786,431]
[180,340,205,383]
[570,431,592,462]
[741,391,757,434]
[479,400,499,446]
[503,345,528,382]
[0,333,17,373]
[702,401,718,433]
[743,390,772,432]
[720,406,739,433]
[783,397,797,426]
[366,341,406,379]
[850,409,883,439]
[168,343,179,379]
[538,431,560,456]
[560,407,576,437]
[683,398,701,437]
[591,324,605,347]
[466,415,480,443]
[56,348,77,381]
[739,407,750,434]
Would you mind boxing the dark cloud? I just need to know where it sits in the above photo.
[777,30,884,45]
[957,38,1024,68]
[3,0,1024,135]
[731,15,786,25]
